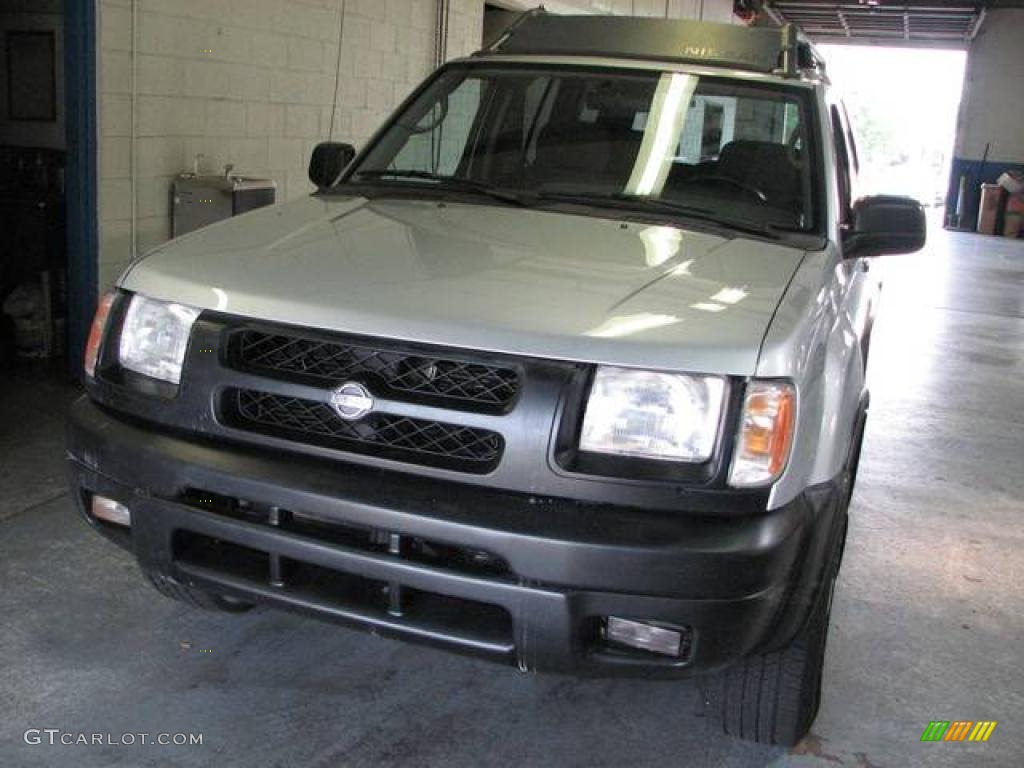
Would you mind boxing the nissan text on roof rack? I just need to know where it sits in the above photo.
[68,12,925,747]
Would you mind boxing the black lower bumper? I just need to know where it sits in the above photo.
[66,396,842,677]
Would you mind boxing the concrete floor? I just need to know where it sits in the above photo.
[1,224,1022,767]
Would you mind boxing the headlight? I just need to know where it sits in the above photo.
[579,367,726,462]
[118,294,201,385]
[728,381,796,487]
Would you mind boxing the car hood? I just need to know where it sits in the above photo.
[122,195,806,375]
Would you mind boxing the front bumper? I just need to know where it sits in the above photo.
[66,396,839,678]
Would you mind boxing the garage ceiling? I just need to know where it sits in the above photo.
[759,0,1023,45]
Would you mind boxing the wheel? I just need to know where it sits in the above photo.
[704,407,863,746]
[144,570,253,613]
[703,546,838,747]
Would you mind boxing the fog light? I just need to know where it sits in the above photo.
[604,617,684,657]
[92,495,131,527]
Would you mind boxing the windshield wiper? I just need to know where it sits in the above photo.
[349,170,529,206]
[607,193,787,240]
[353,169,473,184]
[521,190,792,240]
[346,176,800,238]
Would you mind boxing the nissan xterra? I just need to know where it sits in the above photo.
[68,14,925,746]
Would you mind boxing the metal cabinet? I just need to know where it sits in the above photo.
[172,172,276,237]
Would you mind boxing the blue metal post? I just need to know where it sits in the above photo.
[64,0,99,381]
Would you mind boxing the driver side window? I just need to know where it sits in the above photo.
[392,79,483,176]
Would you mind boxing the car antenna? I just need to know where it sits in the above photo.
[476,6,547,55]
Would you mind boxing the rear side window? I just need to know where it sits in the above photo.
[841,101,860,175]
[831,104,852,222]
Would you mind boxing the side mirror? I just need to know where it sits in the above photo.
[308,142,356,190]
[843,195,926,258]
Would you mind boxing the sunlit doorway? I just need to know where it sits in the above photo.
[820,45,967,218]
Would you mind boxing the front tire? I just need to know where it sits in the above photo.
[704,482,851,746]
[704,563,834,746]
[704,399,865,746]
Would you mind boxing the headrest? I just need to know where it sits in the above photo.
[583,81,653,117]
[718,140,793,175]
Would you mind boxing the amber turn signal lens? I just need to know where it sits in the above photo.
[728,381,796,487]
[83,291,116,379]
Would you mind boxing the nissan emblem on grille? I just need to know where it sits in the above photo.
[329,382,374,421]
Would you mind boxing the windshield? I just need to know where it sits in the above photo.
[346,65,819,233]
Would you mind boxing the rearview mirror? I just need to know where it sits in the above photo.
[843,195,926,258]
[309,142,356,190]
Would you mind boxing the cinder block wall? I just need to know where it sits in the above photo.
[97,0,733,291]
[97,0,484,289]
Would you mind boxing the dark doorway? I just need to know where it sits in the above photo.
[0,0,93,381]
[0,0,78,379]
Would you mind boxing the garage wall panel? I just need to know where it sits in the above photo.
[954,10,1024,163]
[947,9,1024,230]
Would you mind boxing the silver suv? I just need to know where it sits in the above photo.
[68,14,925,747]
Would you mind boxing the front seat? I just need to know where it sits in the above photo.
[716,140,803,213]
[528,120,615,187]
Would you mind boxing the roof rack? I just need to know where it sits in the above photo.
[477,11,827,80]
[780,23,828,79]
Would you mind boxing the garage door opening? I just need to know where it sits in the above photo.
[819,44,966,217]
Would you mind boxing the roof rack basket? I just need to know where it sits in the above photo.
[477,10,828,80]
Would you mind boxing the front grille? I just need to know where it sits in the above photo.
[232,329,520,412]
[173,530,515,655]
[180,488,515,581]
[225,388,504,473]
